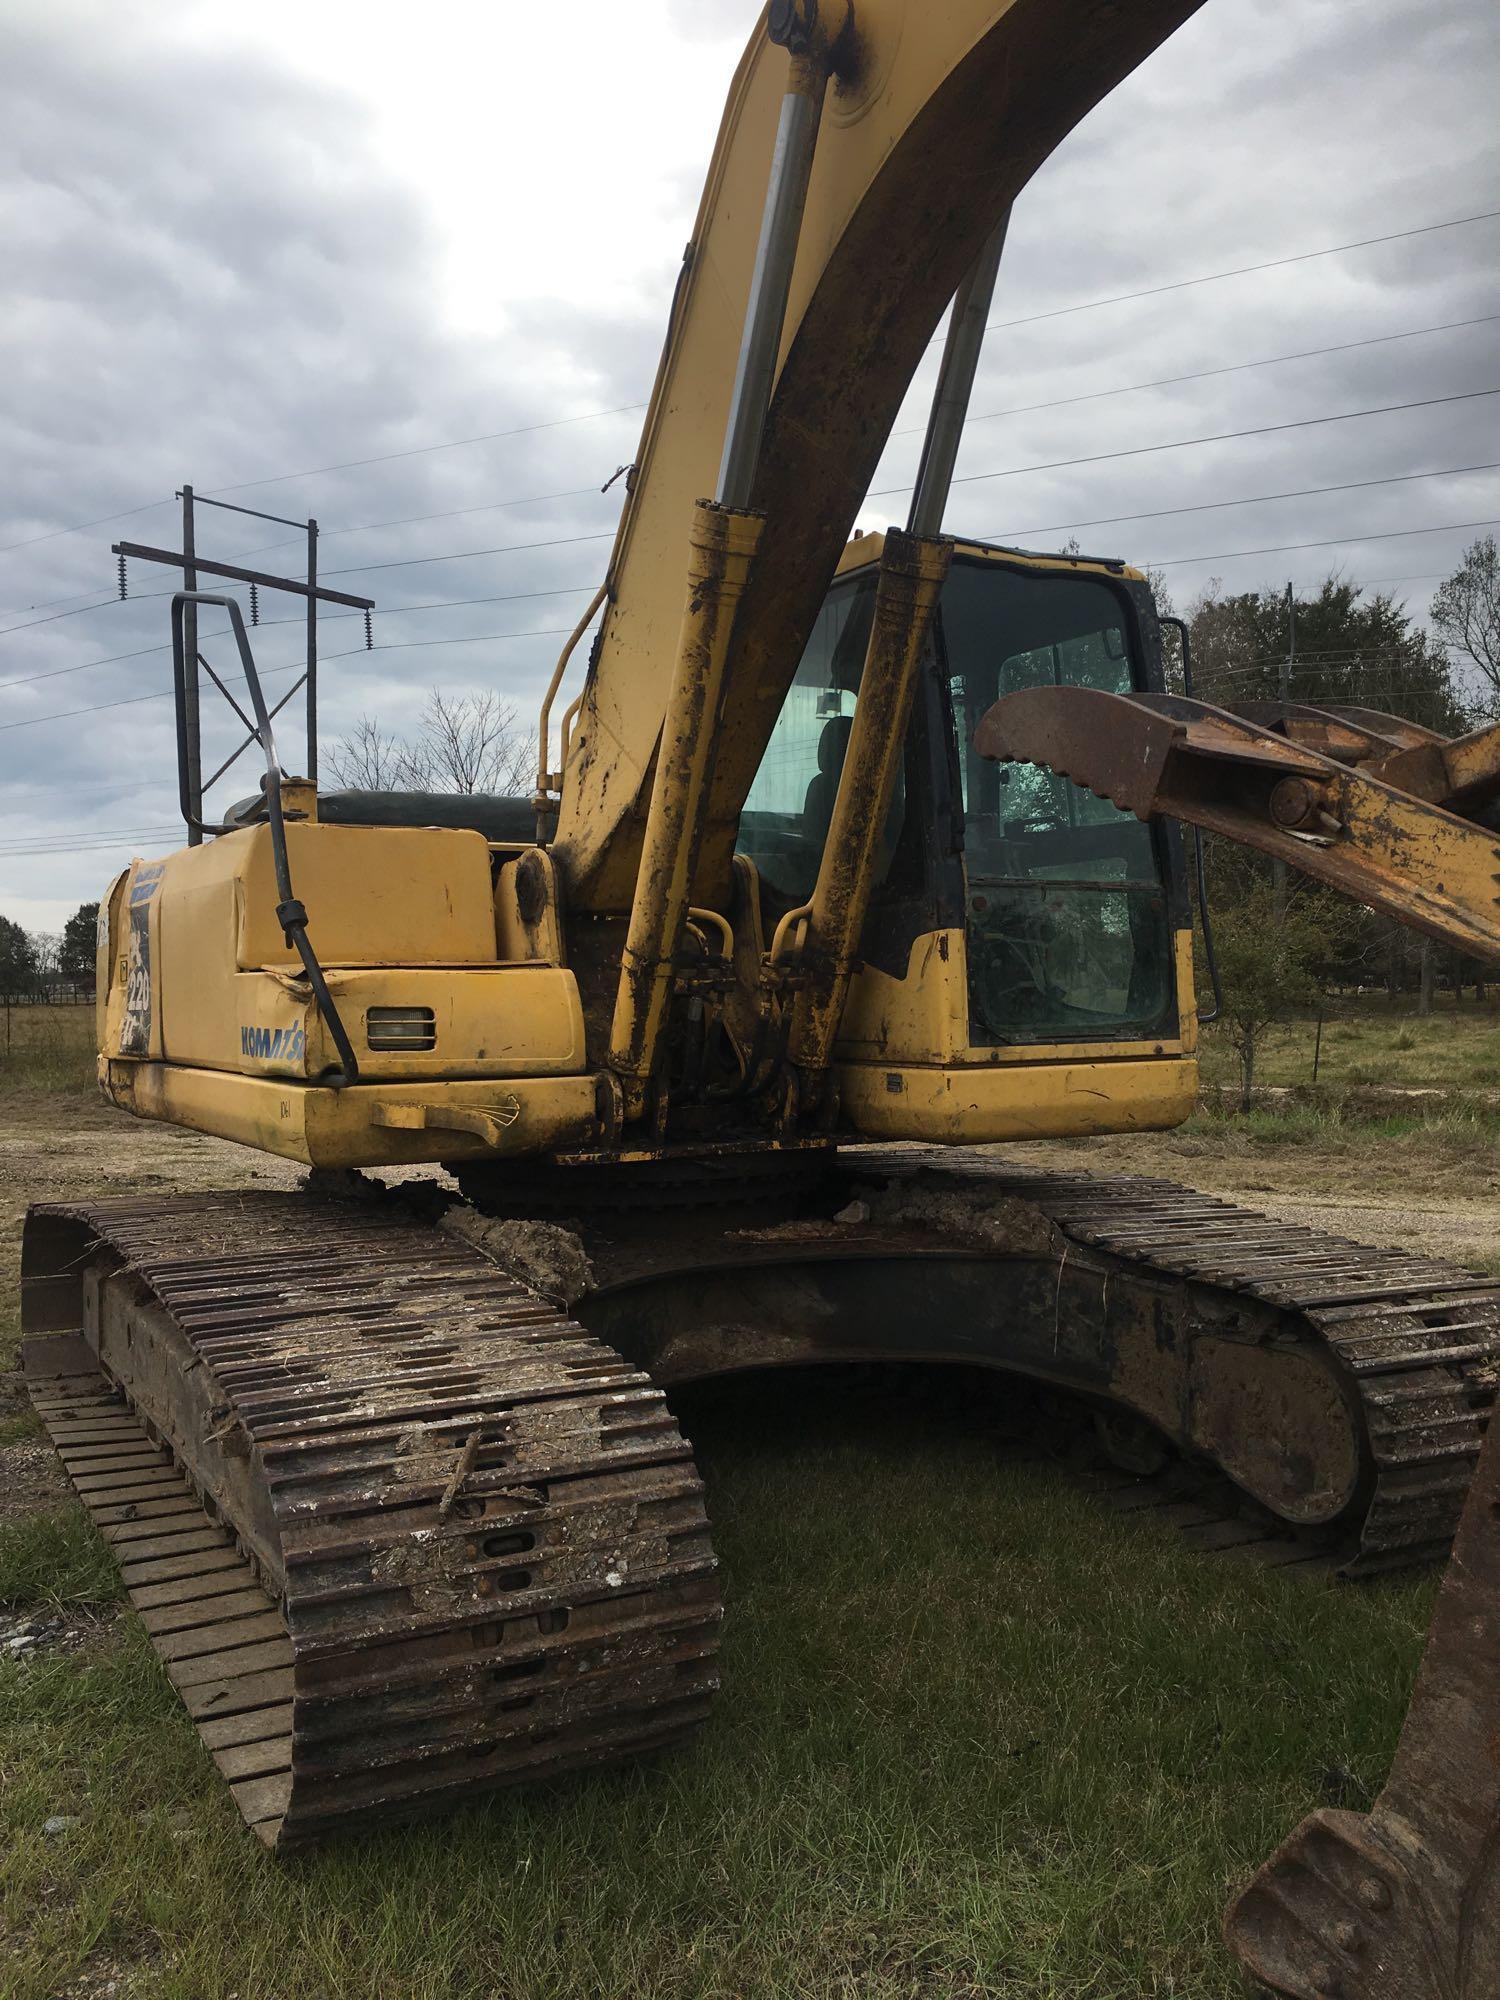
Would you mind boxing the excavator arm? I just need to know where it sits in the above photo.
[976,688,1500,960]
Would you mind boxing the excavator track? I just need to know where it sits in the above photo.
[19,1193,721,1850]
[848,1148,1500,1575]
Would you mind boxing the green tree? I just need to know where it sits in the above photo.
[1430,535,1500,717]
[1188,574,1464,733]
[0,914,38,1003]
[59,902,100,990]
[1207,883,1324,1110]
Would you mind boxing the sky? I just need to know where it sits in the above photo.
[2,0,1497,930]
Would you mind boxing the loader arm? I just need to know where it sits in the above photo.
[975,687,1500,962]
[550,0,1205,910]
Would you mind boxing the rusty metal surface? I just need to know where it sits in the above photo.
[838,1148,1500,1576]
[21,1194,720,1850]
[462,1143,1500,1576]
[1224,1420,1500,1998]
[975,688,1500,962]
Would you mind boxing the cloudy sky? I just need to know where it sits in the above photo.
[2,0,1496,930]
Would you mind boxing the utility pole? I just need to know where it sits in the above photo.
[1273,580,1294,919]
[180,486,202,846]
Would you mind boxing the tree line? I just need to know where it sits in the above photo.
[0,904,99,1004]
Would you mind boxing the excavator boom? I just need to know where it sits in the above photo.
[552,0,1205,907]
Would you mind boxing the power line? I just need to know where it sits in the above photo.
[0,582,602,693]
[874,388,1500,502]
[336,394,1499,578]
[898,313,1500,439]
[205,406,646,503]
[207,486,613,566]
[1146,515,1500,571]
[0,497,176,561]
[13,431,1491,661]
[9,207,1496,563]
[0,481,615,616]
[0,407,645,561]
[0,527,618,640]
[13,311,1492,616]
[0,833,186,861]
[0,597,123,640]
[322,528,616,581]
[0,828,182,857]
[2,512,1486,736]
[0,624,581,734]
[14,457,1489,698]
[1205,653,1425,680]
[982,208,1500,335]
[981,460,1500,546]
[224,316,1500,563]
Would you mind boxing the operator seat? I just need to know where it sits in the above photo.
[801,713,855,849]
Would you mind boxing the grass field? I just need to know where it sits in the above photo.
[0,1000,1486,1996]
[0,1366,1436,2000]
[0,1003,95,1094]
[1195,990,1500,1096]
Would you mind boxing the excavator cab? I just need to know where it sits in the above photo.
[737,534,1196,1139]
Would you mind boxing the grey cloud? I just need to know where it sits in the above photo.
[2,0,1497,925]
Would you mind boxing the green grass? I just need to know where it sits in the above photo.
[1183,1089,1500,1153]
[1195,992,1500,1096]
[0,1509,122,1610]
[0,1374,1434,2000]
[0,1002,96,1094]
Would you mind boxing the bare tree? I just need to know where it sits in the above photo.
[326,691,535,797]
[408,690,535,795]
[1431,535,1500,715]
[326,716,412,791]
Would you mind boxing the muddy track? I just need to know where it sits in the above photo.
[22,1193,721,1848]
[854,1148,1500,1575]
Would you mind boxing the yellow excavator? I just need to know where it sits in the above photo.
[18,2,1500,1991]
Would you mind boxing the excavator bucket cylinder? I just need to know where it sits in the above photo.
[790,529,952,1084]
[608,499,764,1118]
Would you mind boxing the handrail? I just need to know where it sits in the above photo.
[535,579,610,800]
[170,593,360,1087]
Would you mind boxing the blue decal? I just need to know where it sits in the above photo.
[241,1024,307,1065]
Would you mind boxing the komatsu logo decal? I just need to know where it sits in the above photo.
[241,1024,306,1063]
